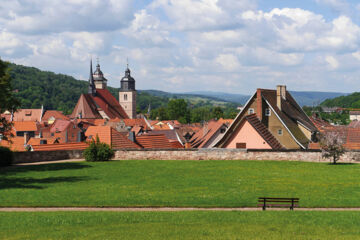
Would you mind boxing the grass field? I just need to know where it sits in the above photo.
[1,160,360,207]
[1,211,360,239]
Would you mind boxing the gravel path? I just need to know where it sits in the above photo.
[1,207,360,212]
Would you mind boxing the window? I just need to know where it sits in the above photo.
[220,128,226,133]
[248,108,254,114]
[265,108,271,116]
[124,94,128,101]
[278,129,283,135]
[236,143,247,149]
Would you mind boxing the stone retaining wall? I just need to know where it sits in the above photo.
[114,149,358,163]
[13,149,360,164]
[13,150,84,164]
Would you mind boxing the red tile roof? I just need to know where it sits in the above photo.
[50,119,71,133]
[245,114,283,150]
[32,142,88,151]
[123,119,151,130]
[42,110,69,122]
[85,126,141,149]
[13,121,38,132]
[11,109,43,122]
[190,120,226,148]
[94,89,128,119]
[136,134,172,149]
[0,137,27,151]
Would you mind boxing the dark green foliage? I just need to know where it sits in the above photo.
[0,60,20,140]
[167,99,191,123]
[8,62,239,122]
[321,92,360,108]
[212,106,224,119]
[83,136,114,162]
[0,146,13,167]
[302,106,349,125]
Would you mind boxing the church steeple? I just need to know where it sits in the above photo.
[88,59,96,96]
[119,59,137,119]
[93,58,108,89]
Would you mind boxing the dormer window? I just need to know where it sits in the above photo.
[265,108,271,116]
[248,108,254,114]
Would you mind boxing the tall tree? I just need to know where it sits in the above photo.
[0,59,20,139]
[167,99,190,123]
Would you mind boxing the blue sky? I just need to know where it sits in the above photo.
[1,0,360,94]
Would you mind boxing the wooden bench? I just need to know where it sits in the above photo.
[258,197,299,211]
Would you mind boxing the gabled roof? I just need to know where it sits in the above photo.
[123,119,151,130]
[245,114,283,150]
[11,109,43,122]
[70,89,128,119]
[190,120,227,148]
[42,110,69,122]
[50,119,72,133]
[85,126,141,149]
[135,134,172,149]
[215,88,316,149]
[261,90,317,145]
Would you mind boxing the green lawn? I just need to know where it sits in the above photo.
[1,160,360,207]
[1,211,360,239]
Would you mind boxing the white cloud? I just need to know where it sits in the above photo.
[215,54,241,71]
[1,0,135,34]
[325,55,339,69]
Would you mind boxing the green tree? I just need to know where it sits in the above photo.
[212,106,224,119]
[0,59,20,139]
[167,99,190,123]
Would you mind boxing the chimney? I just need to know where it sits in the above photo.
[128,131,136,142]
[24,132,30,144]
[276,85,286,111]
[256,89,262,120]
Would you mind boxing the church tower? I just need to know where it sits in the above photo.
[119,63,136,119]
[93,60,107,89]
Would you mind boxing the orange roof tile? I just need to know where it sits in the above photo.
[12,109,43,122]
[136,134,172,149]
[190,120,226,148]
[42,110,69,122]
[32,142,88,151]
[13,121,38,132]
[0,137,27,152]
[169,140,184,149]
[123,119,151,130]
[85,126,141,149]
[50,119,71,133]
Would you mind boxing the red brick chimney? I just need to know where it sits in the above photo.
[256,88,262,120]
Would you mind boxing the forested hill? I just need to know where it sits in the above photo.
[8,63,235,115]
[321,92,360,108]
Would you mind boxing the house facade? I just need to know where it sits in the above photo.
[215,85,318,149]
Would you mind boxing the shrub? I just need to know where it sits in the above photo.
[0,146,13,167]
[83,135,114,162]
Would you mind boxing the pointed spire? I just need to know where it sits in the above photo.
[88,58,96,95]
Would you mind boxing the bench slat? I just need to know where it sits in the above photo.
[259,199,299,202]
[258,198,299,200]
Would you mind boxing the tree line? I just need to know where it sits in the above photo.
[8,62,239,123]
